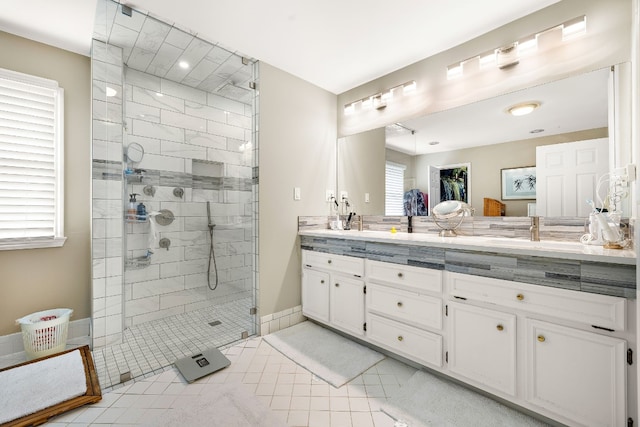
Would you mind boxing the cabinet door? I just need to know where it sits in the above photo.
[448,302,516,396]
[525,319,626,427]
[330,274,365,337]
[302,268,329,323]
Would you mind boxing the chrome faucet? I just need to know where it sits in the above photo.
[530,216,540,241]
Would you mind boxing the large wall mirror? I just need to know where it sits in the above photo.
[338,63,633,219]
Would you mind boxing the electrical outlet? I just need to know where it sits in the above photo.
[340,191,348,201]
[365,193,370,203]
[325,190,335,202]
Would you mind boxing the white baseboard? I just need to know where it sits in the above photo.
[0,317,91,358]
[259,305,305,335]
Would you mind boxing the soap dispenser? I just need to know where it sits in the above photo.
[128,194,138,221]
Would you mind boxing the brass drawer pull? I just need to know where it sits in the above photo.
[327,260,332,264]
[537,335,546,343]
[335,283,340,287]
[516,293,524,301]
[496,324,504,331]
[397,301,403,308]
[397,272,404,278]
[320,280,325,284]
[397,336,404,342]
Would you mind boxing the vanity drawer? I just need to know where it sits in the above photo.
[447,272,626,331]
[367,313,443,368]
[302,250,364,277]
[366,259,442,294]
[367,283,442,330]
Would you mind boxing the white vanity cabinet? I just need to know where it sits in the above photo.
[448,302,517,396]
[525,319,626,427]
[446,271,629,427]
[365,260,444,367]
[301,250,365,336]
[301,267,330,322]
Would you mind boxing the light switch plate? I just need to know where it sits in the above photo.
[365,193,370,203]
[294,187,301,200]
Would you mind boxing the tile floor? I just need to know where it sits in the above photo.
[94,297,256,389]
[44,333,412,426]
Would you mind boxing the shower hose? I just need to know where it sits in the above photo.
[207,202,219,290]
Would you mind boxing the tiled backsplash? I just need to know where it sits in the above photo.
[299,214,633,245]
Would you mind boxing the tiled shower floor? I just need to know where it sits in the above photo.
[95,296,256,389]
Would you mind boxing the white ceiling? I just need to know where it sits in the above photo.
[0,0,562,94]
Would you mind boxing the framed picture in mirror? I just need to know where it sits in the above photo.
[501,166,536,200]
[439,163,470,203]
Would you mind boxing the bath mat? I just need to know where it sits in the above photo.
[0,345,101,426]
[263,321,385,388]
[381,370,549,427]
[143,383,286,427]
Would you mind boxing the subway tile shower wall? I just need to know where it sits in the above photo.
[122,67,254,329]
[91,37,255,349]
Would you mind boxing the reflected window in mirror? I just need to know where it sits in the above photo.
[385,162,405,215]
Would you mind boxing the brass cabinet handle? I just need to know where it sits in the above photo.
[496,324,504,331]
[335,283,340,287]
[320,280,325,284]
[516,293,524,301]
[397,301,403,308]
[397,336,404,342]
[327,260,332,264]
[537,335,546,343]
[397,272,404,278]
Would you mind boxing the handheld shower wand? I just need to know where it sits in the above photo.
[206,201,219,290]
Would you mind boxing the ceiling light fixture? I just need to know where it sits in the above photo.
[105,87,117,97]
[507,102,540,116]
[178,60,190,69]
[343,81,416,115]
[446,15,586,79]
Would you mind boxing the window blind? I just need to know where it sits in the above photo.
[385,161,405,216]
[0,68,64,248]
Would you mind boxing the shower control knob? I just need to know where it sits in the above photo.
[159,238,171,251]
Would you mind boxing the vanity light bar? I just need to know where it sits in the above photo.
[446,15,586,80]
[343,80,417,115]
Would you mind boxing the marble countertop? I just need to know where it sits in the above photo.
[299,229,637,266]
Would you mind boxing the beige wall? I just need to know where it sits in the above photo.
[415,128,608,216]
[338,128,385,215]
[0,31,91,335]
[258,63,337,316]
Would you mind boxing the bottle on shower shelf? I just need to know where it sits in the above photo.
[127,194,138,221]
[136,202,147,221]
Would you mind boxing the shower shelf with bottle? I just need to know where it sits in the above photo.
[123,143,154,270]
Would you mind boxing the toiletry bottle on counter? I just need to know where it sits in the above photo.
[128,194,138,220]
[136,202,147,221]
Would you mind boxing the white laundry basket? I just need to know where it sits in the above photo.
[16,308,73,360]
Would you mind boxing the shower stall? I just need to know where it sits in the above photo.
[90,0,258,387]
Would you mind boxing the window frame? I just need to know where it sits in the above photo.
[0,67,66,250]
